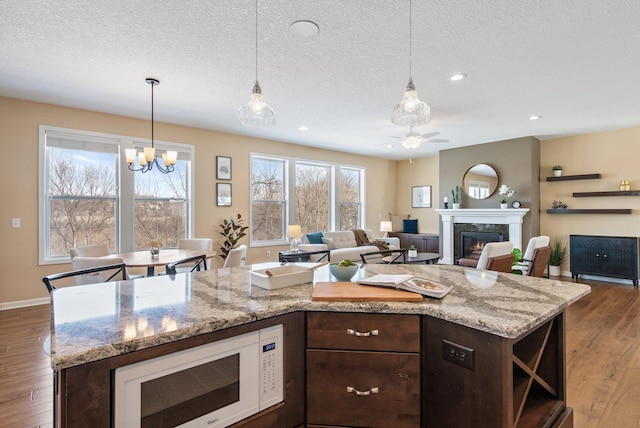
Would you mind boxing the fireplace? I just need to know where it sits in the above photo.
[458,231,504,261]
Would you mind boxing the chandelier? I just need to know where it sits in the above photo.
[125,78,177,174]
[238,0,276,127]
[391,0,431,127]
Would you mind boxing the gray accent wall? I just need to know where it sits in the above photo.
[439,136,541,249]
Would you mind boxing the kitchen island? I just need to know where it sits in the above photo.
[50,263,589,427]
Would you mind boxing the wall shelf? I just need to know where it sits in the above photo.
[547,209,631,215]
[573,190,640,197]
[546,173,601,182]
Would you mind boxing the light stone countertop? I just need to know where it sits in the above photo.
[50,263,590,369]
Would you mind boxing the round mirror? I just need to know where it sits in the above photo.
[462,164,499,199]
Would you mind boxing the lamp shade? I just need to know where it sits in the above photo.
[380,221,393,233]
[287,225,302,238]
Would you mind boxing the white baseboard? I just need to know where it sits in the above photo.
[0,297,50,311]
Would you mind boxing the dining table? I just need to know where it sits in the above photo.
[109,248,217,276]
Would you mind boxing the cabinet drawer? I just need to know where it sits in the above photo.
[307,312,420,352]
[307,349,420,427]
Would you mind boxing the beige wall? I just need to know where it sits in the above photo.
[438,136,542,244]
[394,156,440,233]
[0,97,397,306]
[540,126,640,274]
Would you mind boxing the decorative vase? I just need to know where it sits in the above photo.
[500,203,508,209]
[452,203,460,209]
[549,265,561,276]
[553,170,562,177]
[408,249,418,257]
[150,247,160,258]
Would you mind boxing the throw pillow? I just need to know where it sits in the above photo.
[321,237,335,249]
[306,232,324,244]
[403,219,418,234]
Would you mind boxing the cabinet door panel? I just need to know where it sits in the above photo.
[307,350,420,427]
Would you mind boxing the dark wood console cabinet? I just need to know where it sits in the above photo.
[389,232,439,253]
[570,235,639,286]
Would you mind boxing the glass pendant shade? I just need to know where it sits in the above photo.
[391,78,431,126]
[238,80,276,127]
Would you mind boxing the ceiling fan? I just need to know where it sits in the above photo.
[388,127,449,149]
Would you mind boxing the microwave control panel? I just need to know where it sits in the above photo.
[259,324,284,409]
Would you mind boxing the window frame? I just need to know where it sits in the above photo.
[249,152,365,247]
[39,125,195,265]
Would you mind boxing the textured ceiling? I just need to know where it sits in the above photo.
[2,0,640,160]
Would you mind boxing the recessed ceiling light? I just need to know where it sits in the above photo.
[529,115,541,120]
[290,20,319,38]
[450,73,467,81]
[298,126,309,131]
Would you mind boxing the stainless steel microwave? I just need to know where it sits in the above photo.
[114,324,283,427]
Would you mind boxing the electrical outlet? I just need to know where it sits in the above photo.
[266,250,271,258]
[442,339,475,370]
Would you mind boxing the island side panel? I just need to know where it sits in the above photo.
[423,315,511,428]
[57,359,111,427]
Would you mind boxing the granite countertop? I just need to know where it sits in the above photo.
[50,263,590,369]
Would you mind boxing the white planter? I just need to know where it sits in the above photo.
[548,265,561,276]
[408,250,418,257]
[500,203,508,209]
[452,203,460,209]
[553,170,563,177]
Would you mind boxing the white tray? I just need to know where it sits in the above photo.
[250,265,314,290]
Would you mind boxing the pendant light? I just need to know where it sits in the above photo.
[238,0,276,127]
[391,0,431,127]
[125,78,177,174]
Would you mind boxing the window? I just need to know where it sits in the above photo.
[250,153,364,246]
[39,125,194,264]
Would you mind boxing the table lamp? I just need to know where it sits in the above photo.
[380,221,393,238]
[287,225,303,252]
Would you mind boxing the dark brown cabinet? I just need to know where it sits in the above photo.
[570,234,639,286]
[389,232,439,253]
[306,312,421,427]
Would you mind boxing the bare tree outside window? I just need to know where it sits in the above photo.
[251,157,285,241]
[295,163,329,233]
[47,149,117,257]
[340,168,362,230]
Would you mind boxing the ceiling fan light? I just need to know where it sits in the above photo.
[402,136,421,149]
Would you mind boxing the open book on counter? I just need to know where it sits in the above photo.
[357,274,452,298]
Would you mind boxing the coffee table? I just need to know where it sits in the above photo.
[406,252,440,264]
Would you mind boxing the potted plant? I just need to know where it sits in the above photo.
[549,238,567,276]
[408,245,417,258]
[218,214,249,260]
[451,185,460,209]
[552,165,563,177]
[498,184,515,209]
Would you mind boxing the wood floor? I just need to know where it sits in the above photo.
[1,277,639,427]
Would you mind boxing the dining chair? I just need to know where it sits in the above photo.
[69,243,110,259]
[485,253,516,273]
[43,261,128,293]
[178,238,214,268]
[223,244,247,268]
[512,236,551,276]
[360,249,407,264]
[72,256,143,284]
[165,254,208,275]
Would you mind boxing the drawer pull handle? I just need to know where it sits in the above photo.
[347,386,379,396]
[346,328,379,337]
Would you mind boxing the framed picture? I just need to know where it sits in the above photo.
[216,183,232,206]
[412,185,431,208]
[216,156,232,180]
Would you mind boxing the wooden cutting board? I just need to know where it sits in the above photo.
[312,281,423,302]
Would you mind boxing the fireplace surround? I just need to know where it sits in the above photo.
[436,208,529,265]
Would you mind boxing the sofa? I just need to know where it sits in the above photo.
[298,230,400,263]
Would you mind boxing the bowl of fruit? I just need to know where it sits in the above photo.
[328,259,360,281]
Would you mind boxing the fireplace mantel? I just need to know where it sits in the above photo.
[436,208,530,265]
